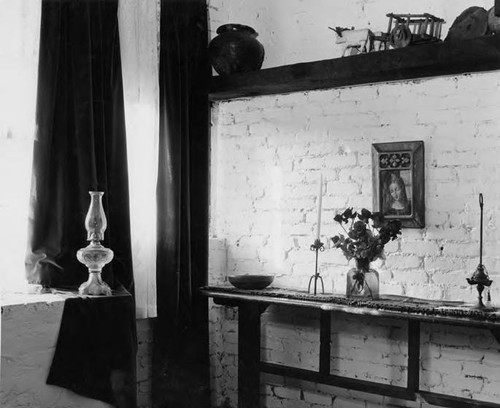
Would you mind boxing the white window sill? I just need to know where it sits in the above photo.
[1,285,77,308]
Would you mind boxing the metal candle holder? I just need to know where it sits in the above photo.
[466,193,493,310]
[308,239,325,295]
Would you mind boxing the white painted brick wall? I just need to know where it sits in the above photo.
[211,72,500,301]
[207,42,500,408]
[1,298,113,408]
[1,296,154,408]
[136,318,153,408]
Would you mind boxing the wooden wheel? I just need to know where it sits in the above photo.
[445,6,489,41]
[389,24,412,48]
[488,6,500,34]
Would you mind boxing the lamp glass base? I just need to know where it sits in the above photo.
[79,272,112,296]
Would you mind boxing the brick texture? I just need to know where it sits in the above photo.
[208,69,500,407]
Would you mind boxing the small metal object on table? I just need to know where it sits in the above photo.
[467,193,494,310]
[308,239,325,295]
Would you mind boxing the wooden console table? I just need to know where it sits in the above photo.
[201,286,500,408]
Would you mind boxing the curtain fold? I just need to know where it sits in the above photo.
[26,0,133,293]
[153,0,211,406]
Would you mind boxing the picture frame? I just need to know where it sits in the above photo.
[372,141,424,228]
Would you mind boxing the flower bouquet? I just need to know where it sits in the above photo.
[331,208,402,298]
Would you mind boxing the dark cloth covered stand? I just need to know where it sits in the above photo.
[47,290,137,407]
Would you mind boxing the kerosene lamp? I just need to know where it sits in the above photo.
[466,193,493,310]
[77,191,113,296]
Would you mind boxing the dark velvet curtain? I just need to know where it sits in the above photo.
[153,0,211,407]
[27,1,137,407]
[26,0,133,293]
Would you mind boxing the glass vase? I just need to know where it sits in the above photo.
[346,258,379,299]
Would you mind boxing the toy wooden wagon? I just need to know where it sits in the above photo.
[386,13,445,48]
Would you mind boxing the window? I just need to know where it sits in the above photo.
[1,1,158,319]
[0,1,41,292]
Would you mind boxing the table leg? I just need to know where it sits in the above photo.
[238,303,262,408]
[407,320,420,396]
[319,310,331,376]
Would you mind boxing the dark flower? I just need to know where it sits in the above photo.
[334,214,344,224]
[349,220,367,239]
[359,208,372,222]
[378,228,391,245]
[330,207,402,263]
[386,220,402,240]
[342,207,355,220]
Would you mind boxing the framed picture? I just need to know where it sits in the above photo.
[372,141,424,228]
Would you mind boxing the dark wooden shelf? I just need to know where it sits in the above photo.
[209,35,500,101]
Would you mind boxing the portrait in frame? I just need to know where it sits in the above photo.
[372,141,424,228]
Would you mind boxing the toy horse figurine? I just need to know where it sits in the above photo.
[329,26,388,56]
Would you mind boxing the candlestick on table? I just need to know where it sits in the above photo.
[309,174,325,295]
[316,174,323,240]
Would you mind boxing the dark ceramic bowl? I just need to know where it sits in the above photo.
[228,274,274,290]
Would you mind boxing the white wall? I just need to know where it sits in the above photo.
[1,297,112,408]
[207,1,500,407]
[211,75,500,299]
[1,295,153,408]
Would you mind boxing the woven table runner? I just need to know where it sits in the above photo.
[203,286,500,323]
